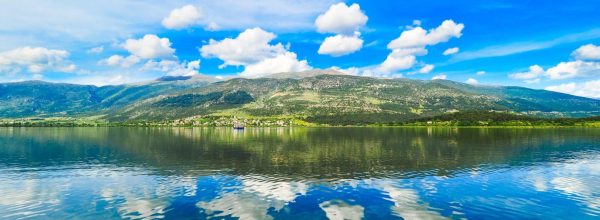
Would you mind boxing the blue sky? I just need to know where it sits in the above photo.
[0,0,599,98]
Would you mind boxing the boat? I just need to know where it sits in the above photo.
[233,122,245,129]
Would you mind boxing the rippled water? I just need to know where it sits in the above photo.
[0,127,599,219]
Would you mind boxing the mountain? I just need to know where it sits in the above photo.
[0,76,214,118]
[109,71,600,122]
[0,70,598,122]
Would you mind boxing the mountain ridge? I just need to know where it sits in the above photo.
[0,71,598,121]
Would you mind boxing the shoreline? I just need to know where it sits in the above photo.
[1,125,599,128]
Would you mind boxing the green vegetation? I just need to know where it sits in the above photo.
[2,111,599,127]
[0,70,598,125]
[400,111,600,127]
[153,91,254,107]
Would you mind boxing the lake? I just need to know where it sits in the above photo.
[0,127,599,219]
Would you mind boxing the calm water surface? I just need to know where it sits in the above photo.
[0,127,599,219]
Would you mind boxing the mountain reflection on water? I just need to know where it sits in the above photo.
[0,127,599,219]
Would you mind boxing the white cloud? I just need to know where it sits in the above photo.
[87,46,104,54]
[143,59,201,76]
[509,65,544,80]
[572,44,600,60]
[123,34,175,59]
[378,20,463,73]
[162,5,203,29]
[510,45,600,83]
[201,28,286,67]
[432,74,446,80]
[379,53,417,73]
[241,52,311,77]
[443,47,459,55]
[315,3,368,57]
[419,64,434,74]
[0,46,76,74]
[378,48,427,73]
[201,28,310,77]
[205,22,220,31]
[99,35,179,71]
[99,55,140,68]
[546,61,600,80]
[545,80,600,98]
[331,66,360,75]
[318,34,363,57]
[0,0,337,51]
[387,20,464,49]
[465,78,478,85]
[315,3,367,35]
[172,60,201,76]
[476,71,486,76]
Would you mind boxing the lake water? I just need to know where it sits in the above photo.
[0,127,599,219]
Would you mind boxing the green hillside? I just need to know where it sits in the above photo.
[108,72,600,122]
[0,77,212,118]
[0,70,598,124]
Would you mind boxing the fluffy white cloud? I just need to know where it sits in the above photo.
[510,44,600,83]
[162,5,203,29]
[546,60,600,80]
[419,64,434,74]
[99,35,176,70]
[432,74,446,80]
[241,52,310,77]
[572,44,600,60]
[123,34,175,59]
[99,55,141,68]
[380,54,417,73]
[378,20,463,73]
[465,78,478,85]
[387,20,464,49]
[378,48,428,73]
[144,59,201,76]
[315,3,368,57]
[98,34,200,80]
[318,34,363,56]
[510,61,600,82]
[509,65,544,80]
[545,80,600,98]
[201,28,311,77]
[315,3,367,35]
[0,46,76,74]
[200,28,287,67]
[443,47,459,55]
[476,71,486,76]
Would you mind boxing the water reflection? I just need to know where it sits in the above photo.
[0,127,598,219]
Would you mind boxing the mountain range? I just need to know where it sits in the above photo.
[1,70,598,122]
